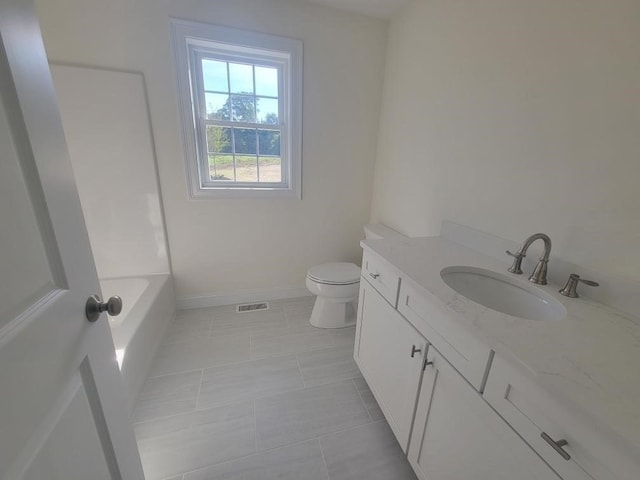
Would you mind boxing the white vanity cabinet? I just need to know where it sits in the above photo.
[407,346,561,480]
[355,244,627,480]
[354,278,426,452]
[356,272,560,480]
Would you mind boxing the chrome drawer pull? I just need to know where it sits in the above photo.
[540,432,571,461]
[369,272,380,279]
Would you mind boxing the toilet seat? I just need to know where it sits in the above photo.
[306,262,360,286]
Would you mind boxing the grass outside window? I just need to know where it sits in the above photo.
[209,155,282,183]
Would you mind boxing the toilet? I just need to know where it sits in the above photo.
[306,262,361,328]
[306,225,402,328]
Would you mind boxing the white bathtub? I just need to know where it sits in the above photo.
[101,274,175,411]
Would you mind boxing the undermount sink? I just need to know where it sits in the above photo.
[440,266,567,321]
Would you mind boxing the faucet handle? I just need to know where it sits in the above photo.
[559,274,599,298]
[506,250,525,274]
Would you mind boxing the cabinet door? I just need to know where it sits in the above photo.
[484,356,615,480]
[408,348,560,480]
[354,279,427,452]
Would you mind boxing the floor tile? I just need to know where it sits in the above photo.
[327,325,358,346]
[197,355,304,410]
[281,298,315,310]
[251,326,356,359]
[250,330,332,359]
[135,402,255,480]
[297,344,360,387]
[352,377,385,421]
[134,297,415,480]
[133,370,202,423]
[163,316,212,345]
[283,302,315,329]
[175,307,216,319]
[150,335,250,377]
[210,309,288,338]
[270,296,315,307]
[255,379,370,451]
[183,439,327,480]
[319,421,417,480]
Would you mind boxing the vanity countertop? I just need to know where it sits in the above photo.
[361,235,640,457]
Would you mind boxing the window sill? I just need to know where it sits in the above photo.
[189,185,301,200]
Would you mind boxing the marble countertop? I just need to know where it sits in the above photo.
[361,235,640,459]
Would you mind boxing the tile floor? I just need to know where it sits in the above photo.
[133,296,417,480]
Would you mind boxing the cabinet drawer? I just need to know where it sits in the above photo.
[361,250,401,308]
[398,279,492,390]
[484,355,626,480]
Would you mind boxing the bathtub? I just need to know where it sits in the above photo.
[101,274,175,411]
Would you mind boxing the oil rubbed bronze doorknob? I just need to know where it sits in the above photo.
[85,295,123,322]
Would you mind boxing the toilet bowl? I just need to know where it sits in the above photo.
[305,262,360,328]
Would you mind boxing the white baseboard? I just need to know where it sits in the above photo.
[177,286,312,310]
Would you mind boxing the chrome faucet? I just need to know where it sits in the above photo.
[506,233,552,285]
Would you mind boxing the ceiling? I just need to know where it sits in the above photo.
[299,0,411,19]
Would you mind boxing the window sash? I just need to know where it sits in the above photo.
[196,123,289,188]
[190,48,289,189]
[202,123,286,187]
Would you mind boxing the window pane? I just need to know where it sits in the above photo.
[205,93,230,120]
[202,59,228,92]
[256,97,279,124]
[229,95,256,122]
[255,66,278,97]
[209,154,234,181]
[229,63,254,94]
[258,157,281,183]
[234,128,257,155]
[236,156,258,182]
[258,129,280,156]
[206,126,232,153]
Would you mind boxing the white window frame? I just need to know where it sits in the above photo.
[171,19,303,199]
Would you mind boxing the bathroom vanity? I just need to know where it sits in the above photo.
[354,230,640,480]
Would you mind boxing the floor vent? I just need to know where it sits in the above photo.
[236,302,269,313]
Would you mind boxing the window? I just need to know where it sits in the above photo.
[171,20,302,198]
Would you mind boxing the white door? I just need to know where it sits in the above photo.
[0,1,145,479]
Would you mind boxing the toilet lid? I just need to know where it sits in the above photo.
[307,262,361,285]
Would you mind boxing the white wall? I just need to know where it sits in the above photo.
[36,0,388,302]
[51,65,170,279]
[372,0,640,282]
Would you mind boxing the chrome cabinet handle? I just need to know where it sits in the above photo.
[540,432,571,461]
[410,345,422,358]
[86,295,123,322]
[369,272,380,279]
